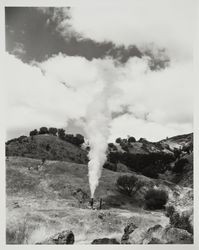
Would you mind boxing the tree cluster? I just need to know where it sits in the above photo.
[108,151,175,178]
[29,127,85,147]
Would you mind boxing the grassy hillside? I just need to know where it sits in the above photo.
[6,156,193,244]
[6,134,88,164]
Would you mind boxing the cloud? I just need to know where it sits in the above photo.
[114,57,194,126]
[11,42,26,58]
[109,114,192,142]
[58,0,196,61]
[5,51,193,141]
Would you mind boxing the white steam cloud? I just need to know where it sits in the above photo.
[84,61,118,198]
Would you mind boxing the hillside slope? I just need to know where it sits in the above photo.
[111,133,193,155]
[6,157,193,244]
[6,134,88,164]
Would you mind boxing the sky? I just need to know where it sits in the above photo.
[5,0,196,142]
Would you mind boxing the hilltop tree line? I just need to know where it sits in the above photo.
[6,127,85,148]
[29,127,85,147]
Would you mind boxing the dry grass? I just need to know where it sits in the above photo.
[6,157,190,244]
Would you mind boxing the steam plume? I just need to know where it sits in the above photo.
[84,61,116,198]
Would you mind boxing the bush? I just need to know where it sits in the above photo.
[39,127,49,134]
[58,128,65,139]
[29,129,38,137]
[65,133,84,146]
[144,189,168,210]
[165,204,175,218]
[141,165,159,178]
[115,137,122,144]
[74,134,84,146]
[46,144,51,151]
[173,158,188,173]
[18,136,28,143]
[49,127,58,136]
[165,205,193,234]
[108,143,117,151]
[128,136,136,143]
[116,175,143,196]
[103,162,117,171]
[173,147,181,159]
[138,138,147,143]
[108,152,121,164]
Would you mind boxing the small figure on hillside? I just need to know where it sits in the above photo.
[90,198,94,209]
[99,198,103,210]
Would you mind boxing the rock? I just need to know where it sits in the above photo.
[145,225,193,244]
[143,224,165,244]
[98,212,106,220]
[36,230,74,244]
[163,227,193,244]
[91,238,120,244]
[13,202,20,208]
[147,224,163,234]
[121,220,193,244]
[148,238,164,244]
[121,222,138,244]
[124,222,138,234]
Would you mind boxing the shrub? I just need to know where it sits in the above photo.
[116,175,143,196]
[108,152,121,164]
[74,134,84,146]
[173,158,188,173]
[49,127,58,136]
[141,165,159,178]
[58,128,65,139]
[39,127,49,134]
[165,205,193,234]
[173,147,181,159]
[46,144,51,151]
[103,162,117,172]
[128,136,136,143]
[108,143,117,151]
[18,136,28,143]
[29,129,38,137]
[115,137,122,144]
[165,204,175,218]
[64,133,84,146]
[144,189,168,210]
[138,138,147,143]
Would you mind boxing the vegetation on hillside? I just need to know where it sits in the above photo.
[6,134,88,164]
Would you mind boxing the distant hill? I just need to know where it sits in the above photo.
[6,134,88,164]
[160,133,193,150]
[106,133,193,184]
[109,133,193,155]
[6,132,193,186]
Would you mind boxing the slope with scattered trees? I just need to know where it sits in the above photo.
[6,131,88,164]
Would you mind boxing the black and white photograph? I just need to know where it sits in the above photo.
[2,0,198,245]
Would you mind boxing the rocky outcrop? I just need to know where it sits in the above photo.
[162,227,193,244]
[121,222,193,244]
[91,238,120,244]
[165,205,193,234]
[36,230,74,244]
[121,222,138,244]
